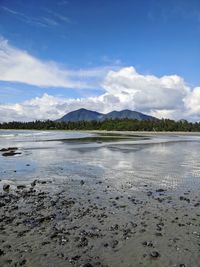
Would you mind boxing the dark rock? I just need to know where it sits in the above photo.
[156,189,165,192]
[179,264,186,267]
[19,259,26,266]
[80,180,85,185]
[31,180,37,187]
[110,224,119,231]
[155,232,162,236]
[70,255,81,261]
[2,150,21,157]
[142,241,153,247]
[3,184,10,192]
[38,180,47,184]
[150,251,160,258]
[17,185,26,190]
[147,191,152,196]
[0,249,4,256]
[0,147,18,152]
[179,196,190,203]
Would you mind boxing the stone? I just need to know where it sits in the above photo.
[156,189,165,192]
[17,185,26,190]
[3,184,10,192]
[142,241,153,247]
[150,251,160,258]
[31,180,37,187]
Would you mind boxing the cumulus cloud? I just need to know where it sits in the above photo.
[0,38,109,89]
[0,67,200,122]
[184,87,200,121]
[0,38,198,122]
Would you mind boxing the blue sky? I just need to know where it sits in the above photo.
[0,0,200,121]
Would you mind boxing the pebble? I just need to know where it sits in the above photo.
[156,189,165,192]
[150,251,160,258]
[3,184,10,192]
[142,241,153,247]
[31,180,37,187]
[0,249,4,256]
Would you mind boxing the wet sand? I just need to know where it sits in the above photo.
[0,178,199,267]
[0,131,200,267]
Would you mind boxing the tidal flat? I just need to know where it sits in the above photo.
[0,130,200,267]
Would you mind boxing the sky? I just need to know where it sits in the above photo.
[0,0,200,122]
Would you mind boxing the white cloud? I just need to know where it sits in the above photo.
[0,67,200,122]
[184,87,200,120]
[0,39,199,123]
[101,67,192,120]
[0,38,109,89]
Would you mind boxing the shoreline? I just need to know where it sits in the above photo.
[1,128,200,135]
[0,130,200,267]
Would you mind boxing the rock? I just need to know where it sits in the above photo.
[19,259,26,266]
[0,249,4,256]
[0,147,18,152]
[142,241,153,247]
[17,185,26,190]
[179,196,190,203]
[70,255,81,262]
[3,184,10,192]
[147,191,153,196]
[179,264,186,267]
[31,180,37,187]
[150,251,160,258]
[110,224,119,230]
[80,180,85,185]
[2,151,21,157]
[37,180,47,184]
[155,232,162,236]
[156,189,165,192]
[0,148,7,152]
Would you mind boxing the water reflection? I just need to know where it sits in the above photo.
[0,130,200,193]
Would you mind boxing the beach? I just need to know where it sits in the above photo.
[0,130,200,267]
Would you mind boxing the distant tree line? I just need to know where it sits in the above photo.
[0,119,200,131]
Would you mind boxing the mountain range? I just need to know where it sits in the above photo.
[57,108,156,122]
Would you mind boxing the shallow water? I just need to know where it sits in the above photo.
[0,130,200,267]
[0,130,200,194]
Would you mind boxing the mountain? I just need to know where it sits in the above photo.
[102,109,155,121]
[57,108,156,122]
[56,108,103,122]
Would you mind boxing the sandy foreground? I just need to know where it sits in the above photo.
[0,178,199,267]
[0,132,200,267]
